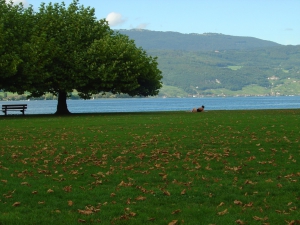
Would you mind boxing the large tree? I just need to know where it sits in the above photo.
[0,0,162,114]
[0,0,34,91]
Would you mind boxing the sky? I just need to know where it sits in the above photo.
[10,0,300,45]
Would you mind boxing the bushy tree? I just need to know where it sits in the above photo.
[0,0,162,114]
[0,0,34,91]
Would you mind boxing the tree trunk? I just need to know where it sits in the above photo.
[55,91,71,115]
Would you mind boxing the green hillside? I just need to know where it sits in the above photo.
[119,29,300,97]
[118,29,280,51]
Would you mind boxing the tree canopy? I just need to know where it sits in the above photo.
[0,0,162,114]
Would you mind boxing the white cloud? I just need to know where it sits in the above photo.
[106,12,126,27]
[6,0,27,4]
[136,23,149,29]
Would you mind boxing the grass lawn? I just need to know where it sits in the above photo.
[0,110,299,224]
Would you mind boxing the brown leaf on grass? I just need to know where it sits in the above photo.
[163,190,171,196]
[135,196,146,201]
[244,180,256,185]
[217,209,228,215]
[47,189,54,193]
[195,163,201,169]
[38,201,45,204]
[277,183,283,188]
[110,193,116,197]
[12,202,21,207]
[78,219,86,223]
[217,202,225,208]
[32,191,38,194]
[129,212,136,217]
[244,202,253,207]
[168,220,178,225]
[253,216,268,221]
[63,185,72,192]
[234,200,243,205]
[118,181,133,187]
[202,175,208,181]
[235,219,245,225]
[181,189,186,195]
[205,165,212,170]
[78,209,94,215]
[1,180,7,183]
[172,209,181,214]
[21,182,30,186]
[68,200,73,206]
[286,220,300,225]
[247,156,256,161]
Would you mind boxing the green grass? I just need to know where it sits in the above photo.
[0,110,300,224]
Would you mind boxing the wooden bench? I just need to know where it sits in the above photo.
[2,104,27,116]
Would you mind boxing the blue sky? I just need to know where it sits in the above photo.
[13,0,300,45]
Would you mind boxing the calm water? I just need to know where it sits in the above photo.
[1,96,300,115]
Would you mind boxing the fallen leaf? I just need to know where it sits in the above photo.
[168,220,178,225]
[129,212,136,217]
[47,189,54,193]
[217,202,225,208]
[234,200,243,205]
[63,185,72,192]
[68,200,73,206]
[235,219,245,224]
[78,219,86,223]
[253,216,268,221]
[181,189,186,195]
[217,209,228,215]
[135,196,146,201]
[164,190,171,196]
[12,202,21,207]
[172,209,181,214]
[78,209,93,215]
[244,202,253,207]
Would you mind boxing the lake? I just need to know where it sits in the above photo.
[1,96,300,115]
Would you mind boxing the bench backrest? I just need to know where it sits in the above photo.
[2,104,27,109]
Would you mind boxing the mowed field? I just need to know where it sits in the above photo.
[0,110,299,225]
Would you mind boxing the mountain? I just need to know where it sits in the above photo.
[118,29,281,51]
[118,29,300,97]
